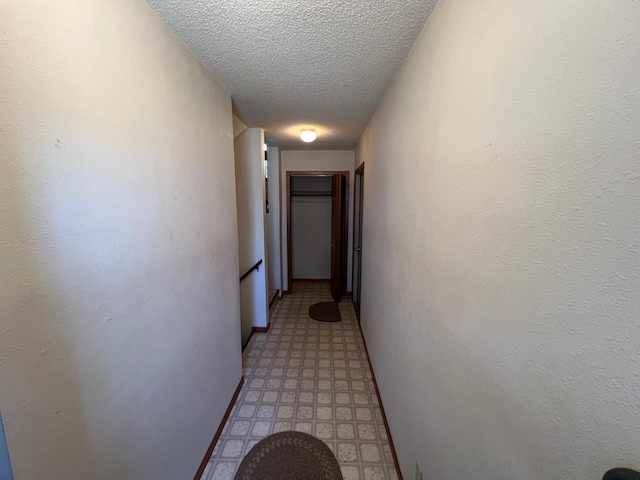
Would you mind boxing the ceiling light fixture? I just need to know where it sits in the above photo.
[300,129,317,143]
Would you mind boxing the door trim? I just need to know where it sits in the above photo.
[352,163,364,319]
[286,171,350,295]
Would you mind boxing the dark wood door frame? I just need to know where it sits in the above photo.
[330,174,342,302]
[352,162,364,319]
[286,171,350,295]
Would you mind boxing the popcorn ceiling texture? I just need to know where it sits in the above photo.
[146,0,438,149]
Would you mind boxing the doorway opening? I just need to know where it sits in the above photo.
[286,172,349,302]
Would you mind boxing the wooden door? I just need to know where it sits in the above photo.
[352,165,364,319]
[330,174,343,302]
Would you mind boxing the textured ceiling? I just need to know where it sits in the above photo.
[146,0,438,149]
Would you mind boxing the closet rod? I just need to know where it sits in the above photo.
[291,191,332,197]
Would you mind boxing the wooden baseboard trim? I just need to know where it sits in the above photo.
[194,377,244,480]
[252,324,270,333]
[358,324,404,480]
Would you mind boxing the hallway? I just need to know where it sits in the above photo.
[4,1,640,478]
[204,282,398,480]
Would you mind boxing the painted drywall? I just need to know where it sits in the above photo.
[233,114,248,140]
[292,197,332,279]
[355,0,640,478]
[235,128,269,344]
[266,147,282,294]
[280,150,355,292]
[291,176,333,279]
[0,1,242,479]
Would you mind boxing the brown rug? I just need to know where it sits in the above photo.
[308,302,342,323]
[234,431,343,480]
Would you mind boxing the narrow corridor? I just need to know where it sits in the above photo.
[204,282,399,480]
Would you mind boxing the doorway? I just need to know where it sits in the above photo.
[286,172,349,302]
[352,163,364,320]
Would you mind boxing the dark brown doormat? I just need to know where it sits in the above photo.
[234,431,343,480]
[308,302,342,323]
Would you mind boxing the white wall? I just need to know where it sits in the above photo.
[233,115,248,140]
[235,128,269,344]
[292,196,332,279]
[266,147,282,294]
[356,0,640,478]
[0,2,242,479]
[280,150,355,292]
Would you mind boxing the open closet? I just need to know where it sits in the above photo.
[287,172,349,302]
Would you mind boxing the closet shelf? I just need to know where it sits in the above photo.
[291,191,332,197]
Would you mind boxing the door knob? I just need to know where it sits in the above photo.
[355,248,361,252]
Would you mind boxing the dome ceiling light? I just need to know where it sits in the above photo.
[300,129,317,143]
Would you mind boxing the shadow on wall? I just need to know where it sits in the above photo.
[0,137,95,477]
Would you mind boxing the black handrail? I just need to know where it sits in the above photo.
[240,259,262,282]
[604,469,640,480]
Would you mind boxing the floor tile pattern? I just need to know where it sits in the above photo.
[203,282,398,480]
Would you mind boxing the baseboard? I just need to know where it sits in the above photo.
[193,377,244,480]
[358,324,405,480]
[292,278,330,282]
[269,290,279,309]
[242,324,270,352]
[252,324,270,333]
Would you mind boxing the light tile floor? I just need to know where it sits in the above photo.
[203,282,398,480]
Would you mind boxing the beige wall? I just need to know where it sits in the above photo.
[280,150,355,292]
[291,176,332,280]
[0,1,242,479]
[356,0,640,478]
[266,147,282,293]
[233,115,249,140]
[292,196,332,279]
[235,128,269,344]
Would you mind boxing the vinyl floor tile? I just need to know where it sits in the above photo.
[203,282,397,480]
